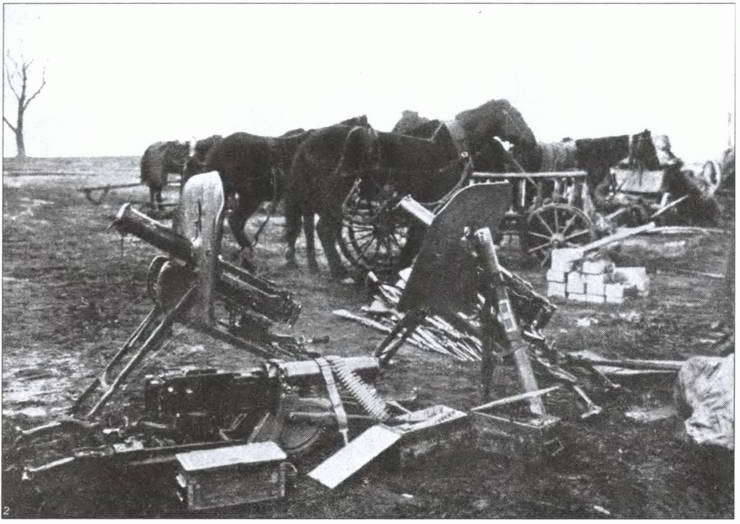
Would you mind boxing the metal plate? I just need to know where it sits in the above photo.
[398,182,512,316]
[176,171,225,325]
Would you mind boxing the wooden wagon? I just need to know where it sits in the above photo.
[338,163,596,274]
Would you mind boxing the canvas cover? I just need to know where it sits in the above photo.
[176,171,225,325]
[612,167,667,194]
[674,353,734,450]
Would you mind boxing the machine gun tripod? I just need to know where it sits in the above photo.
[12,173,389,481]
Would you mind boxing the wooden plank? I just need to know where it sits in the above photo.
[472,171,588,180]
[471,386,562,412]
[308,425,401,489]
[576,222,656,255]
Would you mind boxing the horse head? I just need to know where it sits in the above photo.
[340,115,371,128]
[183,135,223,181]
[391,110,432,135]
[455,99,538,171]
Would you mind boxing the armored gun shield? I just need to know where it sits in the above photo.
[176,171,226,326]
[398,182,512,318]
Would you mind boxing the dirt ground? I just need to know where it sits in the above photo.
[1,157,734,518]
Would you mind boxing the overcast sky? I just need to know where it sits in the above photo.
[3,3,735,162]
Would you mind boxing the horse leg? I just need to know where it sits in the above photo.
[316,214,347,278]
[283,193,303,269]
[148,185,158,212]
[228,193,259,251]
[303,212,320,273]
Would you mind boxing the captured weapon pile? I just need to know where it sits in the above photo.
[11,174,667,515]
[335,264,555,363]
[9,172,484,513]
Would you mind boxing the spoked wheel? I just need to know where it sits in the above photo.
[339,184,409,276]
[522,204,594,267]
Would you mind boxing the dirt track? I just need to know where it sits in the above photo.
[1,157,734,517]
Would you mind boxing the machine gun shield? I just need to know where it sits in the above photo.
[399,182,512,317]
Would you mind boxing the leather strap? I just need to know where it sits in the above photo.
[315,357,349,446]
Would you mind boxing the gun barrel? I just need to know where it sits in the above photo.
[112,204,301,325]
[113,204,193,261]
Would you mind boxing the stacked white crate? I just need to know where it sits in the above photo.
[546,248,649,304]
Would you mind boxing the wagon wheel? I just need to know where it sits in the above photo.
[522,204,594,267]
[278,396,330,457]
[339,186,409,276]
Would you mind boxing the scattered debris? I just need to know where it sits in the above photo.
[568,350,684,372]
[668,268,724,279]
[578,223,657,255]
[309,405,468,489]
[624,405,677,423]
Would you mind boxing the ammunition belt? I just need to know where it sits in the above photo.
[326,356,390,422]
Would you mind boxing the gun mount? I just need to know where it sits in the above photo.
[373,183,619,419]
[14,173,394,487]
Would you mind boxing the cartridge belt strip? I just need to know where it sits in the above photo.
[314,357,349,445]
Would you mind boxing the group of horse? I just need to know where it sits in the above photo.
[139,98,659,278]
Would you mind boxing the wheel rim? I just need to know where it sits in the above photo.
[279,397,330,457]
[524,204,594,267]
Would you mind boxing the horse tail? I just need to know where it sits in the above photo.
[139,149,148,184]
[140,145,162,188]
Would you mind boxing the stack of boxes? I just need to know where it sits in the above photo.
[546,248,649,304]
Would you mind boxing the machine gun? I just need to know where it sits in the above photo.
[72,173,302,420]
[16,356,382,479]
[14,173,392,482]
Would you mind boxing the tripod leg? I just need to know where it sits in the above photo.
[374,310,425,366]
[78,285,198,419]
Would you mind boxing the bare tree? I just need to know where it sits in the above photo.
[4,52,46,159]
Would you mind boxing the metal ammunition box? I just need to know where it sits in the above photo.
[472,412,563,462]
[383,405,471,470]
[175,442,290,511]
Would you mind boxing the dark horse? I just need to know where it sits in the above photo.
[193,116,368,250]
[392,98,540,172]
[183,135,224,180]
[140,140,191,210]
[574,129,657,202]
[454,98,539,171]
[284,123,461,277]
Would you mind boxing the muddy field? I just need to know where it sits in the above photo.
[1,157,734,518]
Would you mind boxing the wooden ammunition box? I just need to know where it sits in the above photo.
[383,405,471,470]
[175,442,290,511]
[472,412,563,462]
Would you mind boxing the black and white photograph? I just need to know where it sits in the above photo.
[1,2,735,518]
